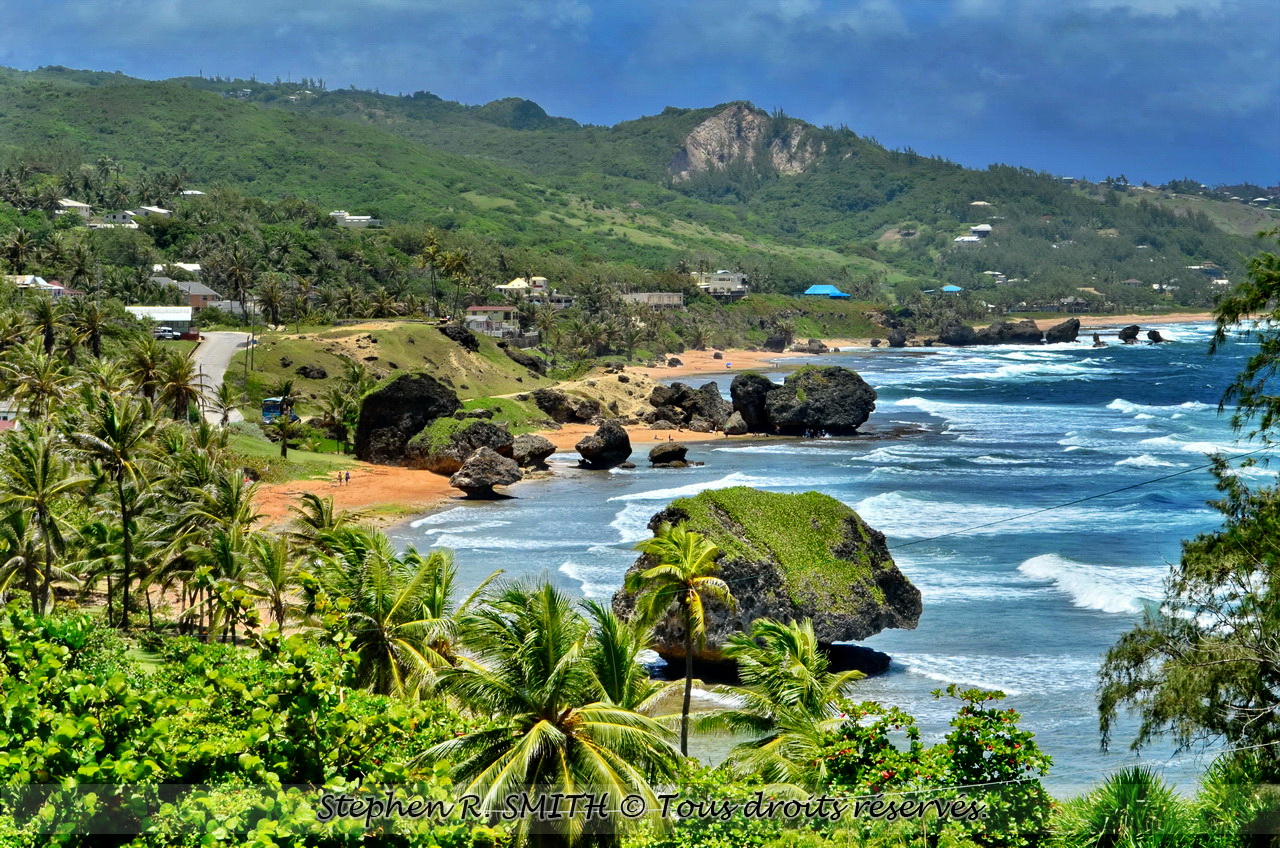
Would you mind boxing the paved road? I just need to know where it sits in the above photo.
[191,331,250,424]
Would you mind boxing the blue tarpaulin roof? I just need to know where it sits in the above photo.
[942,285,964,292]
[803,284,851,298]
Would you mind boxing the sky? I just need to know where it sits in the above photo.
[1,0,1277,185]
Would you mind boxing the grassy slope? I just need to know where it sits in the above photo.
[227,322,553,411]
[668,487,889,606]
[1124,190,1280,239]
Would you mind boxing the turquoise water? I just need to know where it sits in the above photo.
[387,322,1264,794]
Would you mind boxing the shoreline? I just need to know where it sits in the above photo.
[253,311,1216,527]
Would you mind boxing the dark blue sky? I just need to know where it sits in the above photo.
[2,0,1276,185]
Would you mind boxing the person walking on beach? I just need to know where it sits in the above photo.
[344,470,351,486]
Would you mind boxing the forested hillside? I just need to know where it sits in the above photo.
[0,65,1275,309]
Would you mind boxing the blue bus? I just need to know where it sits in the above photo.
[261,397,299,423]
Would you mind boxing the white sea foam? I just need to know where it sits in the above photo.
[969,454,1035,465]
[689,687,747,708]
[611,502,657,544]
[1017,554,1167,614]
[1115,454,1182,468]
[606,472,768,502]
[558,561,620,600]
[1109,425,1154,433]
[1138,435,1247,455]
[712,444,834,456]
[1107,399,1215,416]
[410,506,471,528]
[433,533,604,551]
[897,653,1100,696]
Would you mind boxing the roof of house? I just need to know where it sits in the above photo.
[136,206,172,215]
[152,262,202,274]
[969,224,993,232]
[802,285,850,297]
[153,276,221,297]
[942,285,964,292]
[466,305,517,313]
[57,198,91,209]
[125,306,194,322]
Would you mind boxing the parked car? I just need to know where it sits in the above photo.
[153,326,181,340]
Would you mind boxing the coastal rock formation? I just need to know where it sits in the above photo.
[512,433,556,469]
[1147,329,1168,344]
[765,367,877,436]
[729,372,776,432]
[724,411,748,435]
[575,420,632,469]
[406,420,514,475]
[887,328,908,348]
[449,447,521,498]
[612,487,921,665]
[296,364,328,379]
[648,382,731,428]
[762,334,788,353]
[531,388,601,423]
[499,343,547,375]
[1118,324,1141,344]
[649,442,688,465]
[790,338,829,354]
[1093,333,1107,348]
[354,373,461,464]
[937,320,978,347]
[1044,318,1081,344]
[437,324,480,352]
[975,319,1044,345]
[667,103,823,182]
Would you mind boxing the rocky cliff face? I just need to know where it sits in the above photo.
[668,103,824,182]
[612,487,921,664]
[354,373,461,464]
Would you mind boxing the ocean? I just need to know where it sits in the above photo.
[387,322,1264,795]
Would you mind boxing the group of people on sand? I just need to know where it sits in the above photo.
[335,470,352,486]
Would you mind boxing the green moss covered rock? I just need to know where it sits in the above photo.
[612,486,920,662]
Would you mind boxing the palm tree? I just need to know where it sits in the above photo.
[627,522,734,755]
[125,336,167,401]
[701,618,863,789]
[311,527,469,697]
[2,341,75,419]
[0,425,90,613]
[583,599,662,712]
[70,390,158,630]
[245,533,307,629]
[270,378,303,419]
[286,492,364,554]
[158,352,205,421]
[427,581,682,846]
[27,295,64,356]
[68,298,111,359]
[270,416,303,459]
[209,381,241,427]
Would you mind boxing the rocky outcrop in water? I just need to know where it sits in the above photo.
[406,420,514,475]
[1147,329,1168,344]
[888,328,909,348]
[975,319,1044,345]
[937,320,979,347]
[575,420,632,469]
[1119,325,1141,344]
[354,373,462,464]
[729,367,876,436]
[647,382,731,428]
[449,447,521,498]
[1045,318,1081,344]
[648,442,688,465]
[1093,333,1107,348]
[612,487,921,665]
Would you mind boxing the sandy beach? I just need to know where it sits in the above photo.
[253,312,1213,526]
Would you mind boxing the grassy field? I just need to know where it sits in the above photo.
[230,432,355,484]
[227,321,553,411]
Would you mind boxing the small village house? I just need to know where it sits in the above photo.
[620,292,684,308]
[125,305,195,333]
[464,305,521,337]
[153,277,223,310]
[329,210,381,228]
[55,199,93,219]
[801,284,851,299]
[690,270,749,302]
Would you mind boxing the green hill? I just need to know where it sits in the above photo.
[1,65,1274,305]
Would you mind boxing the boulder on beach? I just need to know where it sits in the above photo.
[575,420,632,469]
[1045,318,1081,344]
[449,447,522,498]
[729,372,776,432]
[937,320,978,347]
[354,372,462,464]
[512,433,556,469]
[762,334,789,353]
[1118,324,1141,344]
[887,328,908,348]
[648,382,731,428]
[1147,329,1168,344]
[764,366,877,436]
[406,420,514,475]
[532,388,601,423]
[612,487,921,666]
[790,338,829,354]
[724,411,748,435]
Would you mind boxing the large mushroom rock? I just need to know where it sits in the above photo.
[648,382,731,427]
[531,388,601,423]
[730,372,776,432]
[1147,329,1168,344]
[512,433,556,469]
[761,334,788,353]
[354,373,462,464]
[764,366,877,436]
[974,319,1045,345]
[790,338,829,354]
[575,420,633,469]
[936,320,978,347]
[499,342,547,375]
[449,447,522,498]
[612,487,921,666]
[1044,318,1081,344]
[887,328,909,348]
[648,442,689,465]
[406,420,514,475]
[1118,324,1141,344]
[437,324,480,352]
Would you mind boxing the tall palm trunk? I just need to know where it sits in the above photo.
[39,507,53,615]
[682,605,693,757]
[116,474,133,630]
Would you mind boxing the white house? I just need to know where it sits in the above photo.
[691,270,749,302]
[103,211,138,225]
[969,224,993,237]
[620,292,684,308]
[133,206,173,218]
[4,275,77,299]
[125,305,194,332]
[330,210,381,228]
[953,235,983,244]
[152,262,203,277]
[55,198,92,219]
